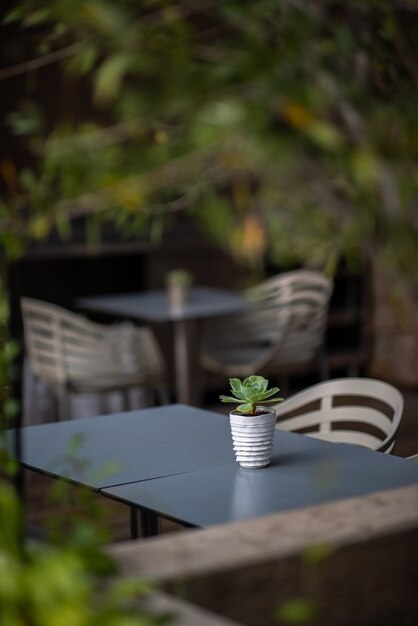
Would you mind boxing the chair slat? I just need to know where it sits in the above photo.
[307,430,383,448]
[277,406,393,435]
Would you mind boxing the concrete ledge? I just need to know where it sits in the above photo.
[144,592,244,626]
[109,485,418,626]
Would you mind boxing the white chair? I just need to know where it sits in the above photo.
[200,269,333,383]
[273,377,403,453]
[21,297,169,420]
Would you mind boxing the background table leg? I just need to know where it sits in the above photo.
[173,319,196,404]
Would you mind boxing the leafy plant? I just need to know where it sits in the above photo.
[0,478,171,626]
[2,1,418,287]
[165,268,193,287]
[220,375,283,415]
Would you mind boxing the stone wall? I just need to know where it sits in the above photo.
[109,484,418,626]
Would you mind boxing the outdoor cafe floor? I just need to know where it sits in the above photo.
[22,385,418,544]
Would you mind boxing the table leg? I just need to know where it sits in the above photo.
[130,506,139,539]
[173,319,196,405]
[130,507,160,539]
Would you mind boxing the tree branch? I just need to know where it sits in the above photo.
[0,42,82,81]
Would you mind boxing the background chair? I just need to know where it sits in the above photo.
[200,269,333,389]
[273,377,403,453]
[21,297,168,421]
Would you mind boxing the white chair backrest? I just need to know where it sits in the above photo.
[201,269,333,376]
[246,269,333,364]
[20,297,165,389]
[247,269,333,306]
[273,378,403,453]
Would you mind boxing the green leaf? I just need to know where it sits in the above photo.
[260,387,281,399]
[259,377,269,392]
[4,398,20,418]
[67,45,98,76]
[236,402,253,413]
[303,542,334,564]
[23,9,50,27]
[229,378,246,399]
[56,215,73,240]
[247,391,267,402]
[7,107,42,136]
[277,598,316,624]
[250,391,280,403]
[28,216,51,239]
[219,395,241,403]
[351,149,380,188]
[94,54,130,104]
[150,214,165,243]
[229,377,242,390]
[3,340,20,363]
[4,7,25,24]
[67,433,85,457]
[243,375,265,388]
[307,121,344,151]
[20,168,39,193]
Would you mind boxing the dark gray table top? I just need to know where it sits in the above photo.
[77,286,248,323]
[10,405,234,489]
[102,431,418,528]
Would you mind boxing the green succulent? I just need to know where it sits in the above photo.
[220,375,283,415]
[165,269,193,287]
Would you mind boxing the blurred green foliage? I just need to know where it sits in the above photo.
[0,484,171,626]
[1,0,417,283]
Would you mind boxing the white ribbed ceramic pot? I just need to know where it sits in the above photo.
[229,407,277,469]
[168,283,189,310]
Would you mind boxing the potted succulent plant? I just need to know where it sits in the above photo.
[220,375,283,469]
